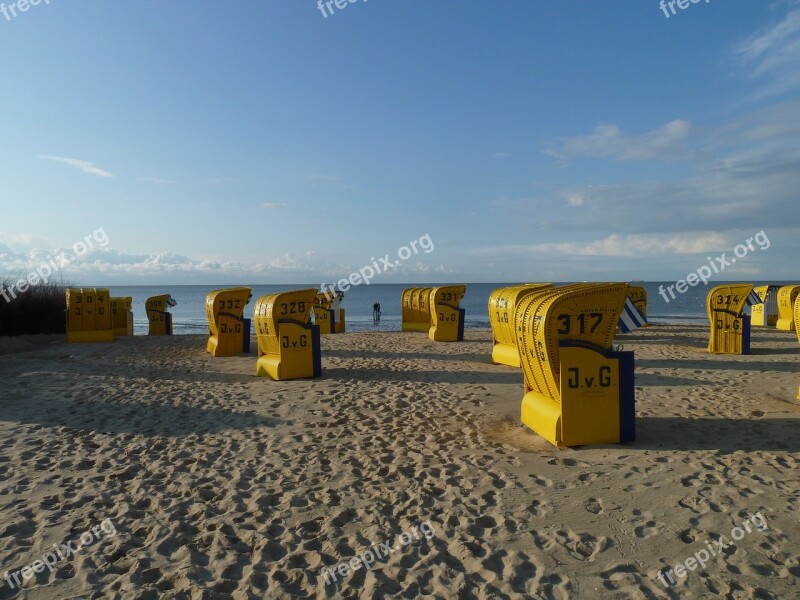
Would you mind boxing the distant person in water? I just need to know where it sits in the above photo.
[373,302,381,322]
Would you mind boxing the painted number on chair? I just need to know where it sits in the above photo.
[556,313,603,335]
[280,302,306,316]
[715,294,741,306]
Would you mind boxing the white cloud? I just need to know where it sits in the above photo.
[545,120,692,161]
[262,202,288,209]
[0,232,49,250]
[0,243,341,283]
[735,8,800,99]
[470,232,729,258]
[38,155,114,178]
[255,250,318,271]
[525,102,800,234]
[563,192,585,207]
[711,101,800,146]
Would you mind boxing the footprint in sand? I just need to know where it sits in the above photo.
[547,457,590,468]
[629,510,662,539]
[554,528,610,561]
[528,474,554,488]
[585,498,603,514]
[599,562,661,597]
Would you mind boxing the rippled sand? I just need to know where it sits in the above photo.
[0,325,798,599]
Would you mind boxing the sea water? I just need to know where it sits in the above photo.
[105,282,789,335]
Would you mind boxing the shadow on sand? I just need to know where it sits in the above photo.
[635,358,798,373]
[1,394,278,437]
[629,416,800,453]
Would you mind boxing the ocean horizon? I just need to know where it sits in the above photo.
[97,281,796,335]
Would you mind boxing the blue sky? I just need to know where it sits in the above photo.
[1,0,799,285]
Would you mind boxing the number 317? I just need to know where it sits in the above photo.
[557,313,603,335]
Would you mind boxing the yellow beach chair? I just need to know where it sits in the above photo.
[145,294,177,336]
[750,285,780,327]
[254,289,321,380]
[65,288,114,343]
[401,287,433,332]
[627,285,648,325]
[776,286,800,331]
[706,284,754,354]
[206,287,252,357]
[314,290,345,334]
[429,285,467,342]
[515,283,635,447]
[110,296,133,337]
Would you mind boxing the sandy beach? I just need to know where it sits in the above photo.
[0,325,798,599]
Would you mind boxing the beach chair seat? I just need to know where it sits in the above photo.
[428,285,467,342]
[776,286,800,331]
[401,287,433,332]
[707,284,753,354]
[750,285,780,327]
[206,287,252,356]
[110,296,133,337]
[335,305,346,333]
[401,288,416,330]
[626,285,649,326]
[515,283,635,447]
[795,295,800,346]
[65,288,114,343]
[254,289,321,380]
[314,292,335,334]
[145,294,176,336]
[489,284,553,367]
[314,290,345,334]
